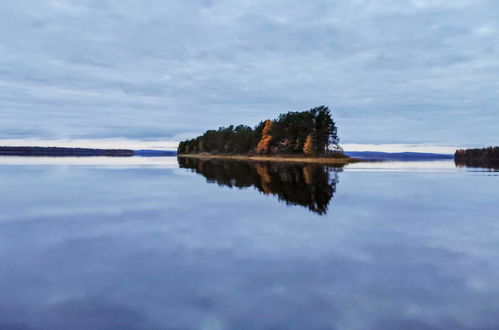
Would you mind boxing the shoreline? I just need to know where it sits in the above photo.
[177,153,362,165]
[0,146,134,157]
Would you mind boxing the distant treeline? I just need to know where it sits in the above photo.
[178,106,342,157]
[178,157,342,215]
[0,146,134,157]
[455,146,499,169]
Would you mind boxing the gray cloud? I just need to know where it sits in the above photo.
[0,0,498,146]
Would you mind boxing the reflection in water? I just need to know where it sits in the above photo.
[1,160,499,329]
[178,157,343,215]
[455,159,499,171]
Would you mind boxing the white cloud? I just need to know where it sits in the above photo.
[412,0,479,9]
[474,23,496,36]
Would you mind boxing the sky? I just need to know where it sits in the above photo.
[0,0,498,151]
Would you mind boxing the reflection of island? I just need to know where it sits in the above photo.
[178,157,343,215]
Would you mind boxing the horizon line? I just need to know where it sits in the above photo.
[0,138,471,154]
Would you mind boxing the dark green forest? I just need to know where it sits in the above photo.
[455,146,499,169]
[177,106,342,157]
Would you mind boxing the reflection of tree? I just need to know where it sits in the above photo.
[255,164,272,195]
[178,157,343,215]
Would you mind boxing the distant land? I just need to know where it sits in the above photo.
[0,146,180,157]
[344,151,454,161]
[0,146,134,157]
[134,150,177,157]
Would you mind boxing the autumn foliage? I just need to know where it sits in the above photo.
[303,134,314,156]
[256,120,273,154]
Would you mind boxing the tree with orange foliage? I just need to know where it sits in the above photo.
[256,120,273,154]
[303,134,314,156]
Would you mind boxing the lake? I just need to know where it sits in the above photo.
[0,156,498,330]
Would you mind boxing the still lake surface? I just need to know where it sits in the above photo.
[0,156,498,330]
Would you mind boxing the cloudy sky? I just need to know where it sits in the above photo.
[1,0,498,151]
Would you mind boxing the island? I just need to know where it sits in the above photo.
[177,106,358,165]
[455,147,499,169]
[0,146,134,157]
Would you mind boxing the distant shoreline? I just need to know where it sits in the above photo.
[0,146,134,157]
[177,153,361,165]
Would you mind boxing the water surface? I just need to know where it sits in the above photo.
[0,156,498,330]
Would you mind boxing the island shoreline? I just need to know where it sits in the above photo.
[178,153,362,165]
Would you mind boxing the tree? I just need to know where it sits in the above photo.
[303,134,314,156]
[256,120,273,154]
[312,105,339,153]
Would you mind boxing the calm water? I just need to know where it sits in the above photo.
[0,156,498,330]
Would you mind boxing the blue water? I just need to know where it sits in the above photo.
[0,157,498,330]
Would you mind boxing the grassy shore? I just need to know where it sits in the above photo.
[177,153,361,165]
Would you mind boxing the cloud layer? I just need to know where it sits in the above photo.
[1,0,498,146]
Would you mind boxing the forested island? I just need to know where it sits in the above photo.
[0,146,134,157]
[455,147,499,169]
[177,106,354,164]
